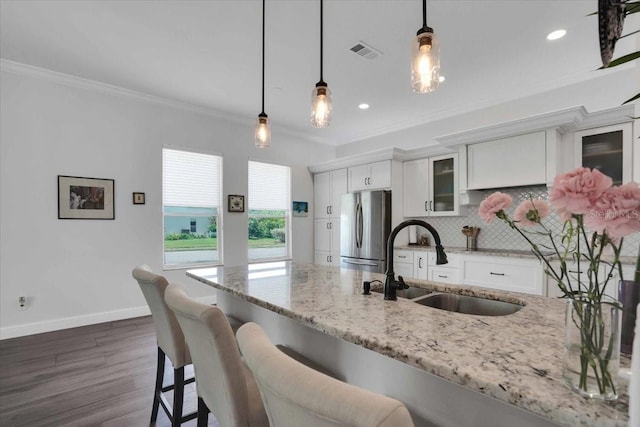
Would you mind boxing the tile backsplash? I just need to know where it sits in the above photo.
[415,185,639,258]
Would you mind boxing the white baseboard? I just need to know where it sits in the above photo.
[0,295,217,340]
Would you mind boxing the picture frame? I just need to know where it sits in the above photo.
[292,201,308,217]
[132,192,145,205]
[58,175,115,220]
[228,194,245,212]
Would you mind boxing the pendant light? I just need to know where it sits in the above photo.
[311,0,331,128]
[255,0,270,148]
[411,0,440,93]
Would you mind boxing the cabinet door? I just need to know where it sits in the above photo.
[348,164,371,192]
[430,154,459,216]
[467,131,546,189]
[315,251,337,266]
[413,253,428,280]
[314,219,333,252]
[369,161,391,189]
[330,169,347,218]
[574,123,632,185]
[314,172,331,218]
[403,159,430,217]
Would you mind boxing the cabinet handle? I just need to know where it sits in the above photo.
[327,222,332,229]
[430,200,433,211]
[364,177,367,186]
[568,270,581,274]
[425,201,428,212]
[327,255,331,263]
[398,255,407,259]
[419,257,423,268]
[490,272,505,276]
[367,177,371,185]
[329,206,332,215]
[438,275,448,279]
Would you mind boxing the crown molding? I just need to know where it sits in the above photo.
[434,106,589,147]
[0,59,329,147]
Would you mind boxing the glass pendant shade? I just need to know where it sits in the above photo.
[255,114,271,148]
[411,29,440,93]
[311,83,332,128]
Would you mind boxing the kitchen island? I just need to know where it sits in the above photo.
[186,261,629,427]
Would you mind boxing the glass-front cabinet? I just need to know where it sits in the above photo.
[403,153,459,217]
[574,122,633,185]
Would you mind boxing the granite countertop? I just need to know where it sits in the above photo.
[187,262,629,427]
[398,245,637,265]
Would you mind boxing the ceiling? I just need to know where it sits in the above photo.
[0,1,631,146]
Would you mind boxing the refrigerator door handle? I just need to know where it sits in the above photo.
[356,202,364,248]
[342,259,379,267]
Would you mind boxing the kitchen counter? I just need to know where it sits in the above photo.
[187,262,629,427]
[399,245,637,265]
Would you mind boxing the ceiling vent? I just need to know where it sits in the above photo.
[349,41,382,60]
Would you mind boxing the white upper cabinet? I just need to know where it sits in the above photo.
[314,169,347,219]
[348,161,391,192]
[467,131,547,190]
[403,154,459,217]
[574,122,633,185]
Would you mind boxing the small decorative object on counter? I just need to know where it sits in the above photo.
[462,226,480,251]
[478,167,640,401]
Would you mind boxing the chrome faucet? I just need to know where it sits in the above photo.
[384,219,448,300]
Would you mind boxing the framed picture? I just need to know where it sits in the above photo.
[228,194,245,212]
[132,192,145,205]
[292,201,308,217]
[58,175,115,220]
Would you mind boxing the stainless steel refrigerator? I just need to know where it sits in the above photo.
[340,190,391,273]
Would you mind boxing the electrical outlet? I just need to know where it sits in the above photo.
[18,296,27,311]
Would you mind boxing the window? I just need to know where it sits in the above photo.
[248,161,291,262]
[163,147,222,268]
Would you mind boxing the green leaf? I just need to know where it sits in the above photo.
[622,92,640,105]
[599,51,640,68]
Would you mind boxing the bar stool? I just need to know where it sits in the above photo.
[236,322,415,427]
[132,265,196,426]
[164,282,268,427]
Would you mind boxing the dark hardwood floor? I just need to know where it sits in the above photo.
[0,316,220,426]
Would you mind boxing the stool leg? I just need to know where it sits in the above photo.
[172,367,185,427]
[197,397,209,427]
[151,347,165,423]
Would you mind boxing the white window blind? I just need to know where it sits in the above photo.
[248,161,290,210]
[163,148,222,208]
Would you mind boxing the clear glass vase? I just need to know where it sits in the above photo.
[563,299,621,400]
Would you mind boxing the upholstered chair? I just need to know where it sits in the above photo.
[164,282,268,427]
[131,265,196,426]
[237,322,415,427]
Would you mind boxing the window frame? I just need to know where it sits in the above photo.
[247,160,292,263]
[162,145,224,270]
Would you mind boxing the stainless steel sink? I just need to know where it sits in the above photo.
[414,293,523,316]
[370,285,432,300]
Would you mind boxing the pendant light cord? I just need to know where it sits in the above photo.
[261,0,266,114]
[422,0,427,28]
[320,0,324,83]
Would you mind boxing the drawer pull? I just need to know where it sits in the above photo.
[438,275,448,279]
[490,272,505,276]
[398,255,407,259]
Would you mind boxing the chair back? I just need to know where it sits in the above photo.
[132,265,189,368]
[164,283,267,427]
[236,322,414,427]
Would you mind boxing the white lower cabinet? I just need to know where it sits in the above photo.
[462,255,543,296]
[546,262,634,300]
[427,252,461,284]
[394,250,414,279]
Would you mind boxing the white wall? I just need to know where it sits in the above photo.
[336,67,638,157]
[0,65,335,339]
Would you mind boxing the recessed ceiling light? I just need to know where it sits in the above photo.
[438,76,446,83]
[358,103,370,110]
[546,29,566,41]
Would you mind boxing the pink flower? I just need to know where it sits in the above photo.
[584,182,640,239]
[513,199,551,227]
[478,192,513,224]
[550,167,612,221]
